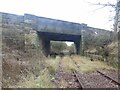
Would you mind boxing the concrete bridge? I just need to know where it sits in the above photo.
[24,14,85,56]
[1,12,110,56]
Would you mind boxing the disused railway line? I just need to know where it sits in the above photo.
[97,70,120,87]
[72,70,85,89]
[69,56,119,88]
[71,68,119,88]
[54,57,84,88]
[69,56,85,89]
[70,69,119,89]
[53,56,119,88]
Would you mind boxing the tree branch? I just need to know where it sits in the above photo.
[85,1,115,8]
[96,2,115,8]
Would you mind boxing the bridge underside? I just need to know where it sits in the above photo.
[37,32,82,56]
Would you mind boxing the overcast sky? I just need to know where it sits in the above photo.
[0,0,116,45]
[0,0,116,30]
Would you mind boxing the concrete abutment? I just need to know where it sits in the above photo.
[74,36,82,55]
[37,33,50,56]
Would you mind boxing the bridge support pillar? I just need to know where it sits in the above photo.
[38,34,50,57]
[42,39,50,56]
[75,36,82,55]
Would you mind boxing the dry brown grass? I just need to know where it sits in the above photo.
[56,55,115,73]
[107,41,118,55]
[71,55,115,73]
[3,54,55,88]
[2,29,55,88]
[60,56,77,72]
[2,42,46,88]
[45,56,60,75]
[14,68,54,88]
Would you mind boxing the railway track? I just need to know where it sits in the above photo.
[54,56,119,88]
[71,69,119,88]
[70,56,119,88]
[97,70,120,87]
[72,70,84,89]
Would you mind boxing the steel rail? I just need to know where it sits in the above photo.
[97,70,120,86]
[73,70,85,89]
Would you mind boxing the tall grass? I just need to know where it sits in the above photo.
[12,68,54,88]
[60,56,77,72]
[45,56,60,76]
[57,55,115,73]
[71,55,115,73]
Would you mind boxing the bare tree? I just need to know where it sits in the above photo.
[89,2,115,8]
[84,0,117,31]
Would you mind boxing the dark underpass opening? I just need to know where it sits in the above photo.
[37,32,82,57]
[50,41,76,57]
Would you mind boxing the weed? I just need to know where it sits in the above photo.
[45,57,60,76]
[71,55,115,73]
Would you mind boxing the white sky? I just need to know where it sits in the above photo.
[0,0,116,45]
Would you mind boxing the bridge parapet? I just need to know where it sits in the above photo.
[24,14,82,35]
